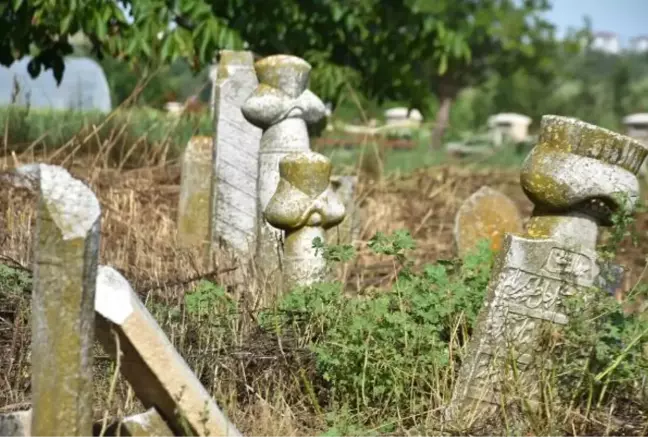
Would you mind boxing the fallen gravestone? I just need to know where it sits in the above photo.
[210,50,262,257]
[242,55,326,277]
[447,115,648,424]
[177,135,212,250]
[264,152,345,288]
[453,186,524,258]
[94,265,241,436]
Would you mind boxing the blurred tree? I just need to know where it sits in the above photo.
[0,0,240,83]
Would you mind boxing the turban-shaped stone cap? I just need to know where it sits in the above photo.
[264,152,346,230]
[521,115,648,224]
[255,55,311,98]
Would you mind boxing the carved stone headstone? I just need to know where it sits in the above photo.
[31,164,101,436]
[448,115,648,422]
[210,50,262,256]
[178,135,212,250]
[264,152,345,287]
[241,54,327,276]
[94,266,241,437]
[453,186,524,258]
[326,175,360,244]
[97,408,174,437]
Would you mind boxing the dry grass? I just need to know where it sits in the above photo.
[1,133,648,434]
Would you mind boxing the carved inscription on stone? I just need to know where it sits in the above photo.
[450,235,599,413]
[211,50,262,256]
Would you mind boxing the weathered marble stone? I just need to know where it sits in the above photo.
[178,135,212,250]
[241,54,327,276]
[94,266,241,437]
[264,152,345,287]
[97,408,174,437]
[31,164,101,436]
[453,186,524,258]
[210,50,262,256]
[448,115,648,422]
[0,410,31,436]
[326,175,360,244]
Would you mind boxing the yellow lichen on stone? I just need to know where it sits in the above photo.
[217,50,255,79]
[454,186,523,258]
[254,55,311,97]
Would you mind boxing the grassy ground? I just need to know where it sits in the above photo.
[1,107,647,435]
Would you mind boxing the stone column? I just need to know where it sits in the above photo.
[448,115,648,422]
[241,55,327,276]
[31,164,101,436]
[178,135,212,250]
[264,152,345,288]
[210,50,262,257]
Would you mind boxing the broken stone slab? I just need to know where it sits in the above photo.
[178,135,212,251]
[0,410,31,436]
[326,175,360,245]
[448,115,648,423]
[241,54,327,277]
[264,152,345,288]
[210,50,262,257]
[94,408,174,437]
[94,265,241,437]
[453,186,524,258]
[31,164,101,436]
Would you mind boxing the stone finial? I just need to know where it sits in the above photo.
[448,115,648,423]
[264,152,345,287]
[453,186,523,258]
[94,266,241,437]
[241,54,327,276]
[210,50,262,257]
[326,175,360,245]
[178,135,212,250]
[521,115,646,246]
[31,164,101,436]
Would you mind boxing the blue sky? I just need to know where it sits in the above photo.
[545,0,647,44]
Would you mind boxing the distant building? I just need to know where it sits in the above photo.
[592,31,620,54]
[630,36,648,53]
[0,56,112,113]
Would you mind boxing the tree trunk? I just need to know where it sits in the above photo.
[430,95,453,151]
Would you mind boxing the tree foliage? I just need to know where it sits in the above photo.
[0,0,240,83]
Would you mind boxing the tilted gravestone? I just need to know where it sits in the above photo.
[177,135,213,250]
[241,54,327,277]
[30,164,101,436]
[94,266,241,437]
[453,186,524,258]
[447,115,648,422]
[210,50,262,257]
[264,152,346,287]
[326,175,361,245]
